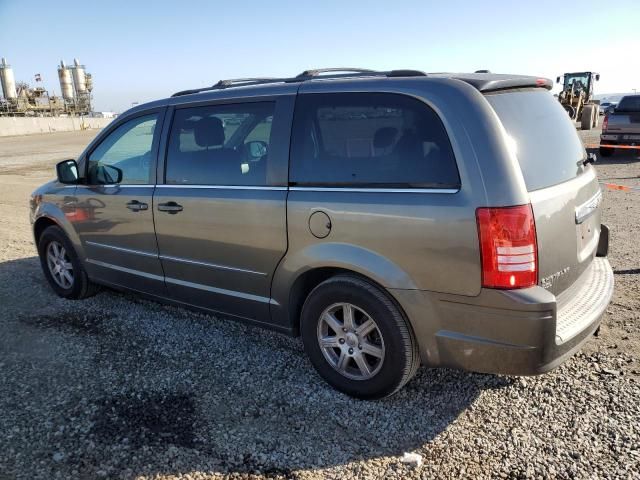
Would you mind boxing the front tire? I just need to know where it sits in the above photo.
[38,225,99,299]
[301,275,419,399]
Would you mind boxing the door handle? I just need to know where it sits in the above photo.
[126,200,149,211]
[157,201,183,214]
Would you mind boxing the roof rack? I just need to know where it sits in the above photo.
[296,68,378,78]
[215,77,282,87]
[171,68,427,97]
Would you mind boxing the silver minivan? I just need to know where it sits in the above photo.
[31,69,614,398]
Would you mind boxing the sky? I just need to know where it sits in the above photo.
[1,0,639,112]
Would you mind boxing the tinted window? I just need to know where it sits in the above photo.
[487,90,586,191]
[616,95,640,112]
[290,93,460,188]
[88,113,158,184]
[165,102,275,186]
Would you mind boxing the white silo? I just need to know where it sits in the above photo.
[58,60,75,100]
[71,58,87,94]
[0,57,18,100]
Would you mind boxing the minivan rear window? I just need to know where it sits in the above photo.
[290,92,460,188]
[486,90,586,191]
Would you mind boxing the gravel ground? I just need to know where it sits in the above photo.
[0,126,638,479]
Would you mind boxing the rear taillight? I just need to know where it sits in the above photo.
[602,114,609,131]
[476,205,538,289]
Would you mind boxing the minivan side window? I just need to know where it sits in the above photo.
[165,102,275,186]
[87,113,158,185]
[290,93,460,188]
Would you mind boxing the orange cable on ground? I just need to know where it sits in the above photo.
[586,144,640,150]
[600,182,640,192]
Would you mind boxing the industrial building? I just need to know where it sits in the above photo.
[0,58,93,116]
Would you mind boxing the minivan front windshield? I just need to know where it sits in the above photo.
[486,89,586,192]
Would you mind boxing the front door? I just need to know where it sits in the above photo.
[73,110,166,295]
[153,98,291,323]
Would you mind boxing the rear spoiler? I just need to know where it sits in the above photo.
[444,73,554,92]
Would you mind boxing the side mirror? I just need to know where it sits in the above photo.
[56,159,79,184]
[246,140,268,160]
[556,76,561,84]
[595,74,600,81]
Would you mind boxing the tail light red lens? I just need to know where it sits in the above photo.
[476,205,538,289]
[602,114,609,131]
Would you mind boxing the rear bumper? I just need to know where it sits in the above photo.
[389,257,614,375]
[600,133,640,145]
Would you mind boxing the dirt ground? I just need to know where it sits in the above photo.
[0,125,638,479]
[577,125,640,362]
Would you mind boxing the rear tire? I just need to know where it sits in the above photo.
[300,274,419,399]
[581,105,594,130]
[38,225,100,299]
[599,146,614,157]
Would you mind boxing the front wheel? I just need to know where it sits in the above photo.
[38,225,99,299]
[301,275,419,399]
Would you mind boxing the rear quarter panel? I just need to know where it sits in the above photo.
[281,189,478,293]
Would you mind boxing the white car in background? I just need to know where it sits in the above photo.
[599,102,617,115]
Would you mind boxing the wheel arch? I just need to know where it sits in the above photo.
[33,216,60,245]
[32,208,85,260]
[271,244,418,336]
[288,267,360,336]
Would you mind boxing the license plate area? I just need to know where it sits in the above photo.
[576,215,598,261]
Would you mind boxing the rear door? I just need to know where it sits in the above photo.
[153,95,293,322]
[74,109,166,295]
[286,89,475,296]
[486,90,601,296]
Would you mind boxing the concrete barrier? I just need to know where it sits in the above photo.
[0,117,113,137]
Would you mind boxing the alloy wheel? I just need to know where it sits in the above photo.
[316,302,385,380]
[46,240,74,289]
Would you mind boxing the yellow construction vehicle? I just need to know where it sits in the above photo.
[556,72,600,130]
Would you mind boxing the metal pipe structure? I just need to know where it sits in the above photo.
[0,57,17,100]
[1,57,92,116]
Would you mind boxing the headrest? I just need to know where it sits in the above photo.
[194,116,225,147]
[373,127,398,149]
